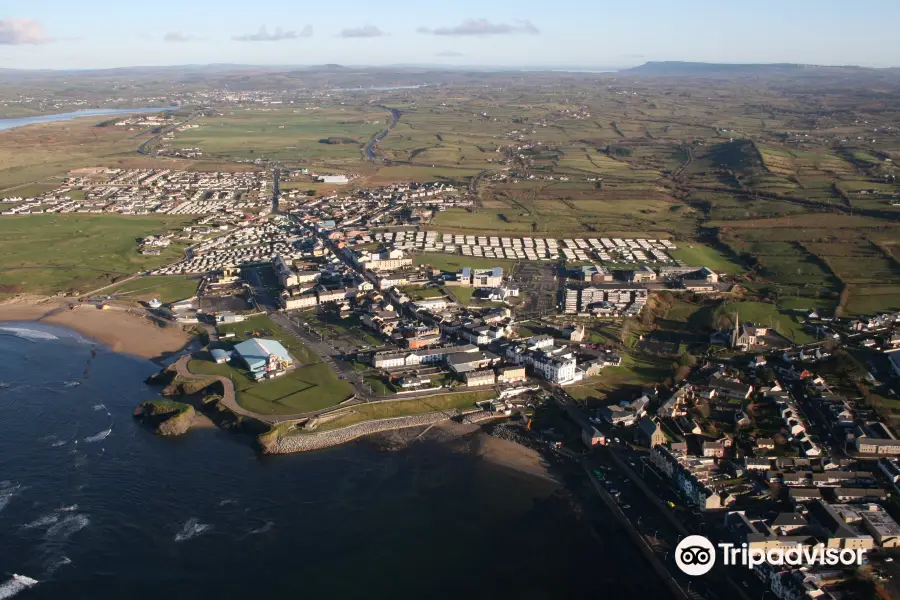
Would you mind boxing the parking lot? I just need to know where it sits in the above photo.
[510,261,559,318]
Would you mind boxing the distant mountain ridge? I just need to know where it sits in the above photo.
[623,61,889,76]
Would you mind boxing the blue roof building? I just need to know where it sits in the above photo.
[210,348,232,364]
[233,338,293,375]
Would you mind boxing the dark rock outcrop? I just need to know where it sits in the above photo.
[133,400,196,436]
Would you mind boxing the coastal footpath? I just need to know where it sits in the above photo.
[265,410,465,454]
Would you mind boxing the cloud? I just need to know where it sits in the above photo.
[164,31,199,42]
[338,25,385,38]
[435,50,465,57]
[0,18,51,45]
[417,19,539,36]
[232,25,312,42]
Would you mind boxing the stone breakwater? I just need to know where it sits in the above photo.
[269,410,461,454]
[460,410,497,424]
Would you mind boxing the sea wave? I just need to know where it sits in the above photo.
[62,381,80,388]
[174,518,212,542]
[59,504,79,512]
[92,404,106,411]
[0,575,39,600]
[0,482,22,513]
[22,513,60,530]
[44,556,72,576]
[0,327,59,341]
[51,440,67,448]
[248,520,274,535]
[84,428,112,443]
[45,514,89,541]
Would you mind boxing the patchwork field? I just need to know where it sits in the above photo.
[168,105,387,166]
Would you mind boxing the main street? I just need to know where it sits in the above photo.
[547,387,761,600]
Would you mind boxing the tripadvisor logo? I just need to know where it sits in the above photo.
[676,535,716,576]
[675,535,867,577]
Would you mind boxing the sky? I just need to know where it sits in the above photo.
[2,0,899,70]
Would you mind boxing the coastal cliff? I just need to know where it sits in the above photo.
[133,400,197,436]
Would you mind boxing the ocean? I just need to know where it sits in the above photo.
[0,323,668,599]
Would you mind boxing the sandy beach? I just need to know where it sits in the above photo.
[0,296,191,359]
[428,420,561,485]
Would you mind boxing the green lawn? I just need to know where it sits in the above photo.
[445,286,474,305]
[400,286,444,300]
[191,314,355,415]
[104,275,199,303]
[190,359,354,415]
[0,214,190,296]
[715,301,814,344]
[412,253,517,273]
[306,390,495,432]
[566,353,670,404]
[667,244,744,274]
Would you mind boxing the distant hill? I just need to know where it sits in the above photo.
[620,62,900,89]
[623,61,881,77]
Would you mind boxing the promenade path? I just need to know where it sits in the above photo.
[172,354,356,425]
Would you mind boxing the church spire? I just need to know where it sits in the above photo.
[732,308,739,348]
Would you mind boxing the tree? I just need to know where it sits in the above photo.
[678,352,697,367]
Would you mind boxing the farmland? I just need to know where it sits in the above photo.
[1,65,898,320]
[166,106,388,168]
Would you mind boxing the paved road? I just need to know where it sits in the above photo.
[268,311,374,400]
[548,389,758,600]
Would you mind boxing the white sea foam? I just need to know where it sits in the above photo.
[0,327,58,341]
[248,520,274,535]
[45,556,71,575]
[217,499,238,507]
[174,518,212,542]
[51,440,67,448]
[22,513,60,529]
[62,381,80,388]
[59,504,78,512]
[45,514,89,541]
[0,575,39,600]
[83,428,112,443]
[0,482,22,513]
[92,404,106,411]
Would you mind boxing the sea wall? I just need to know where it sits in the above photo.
[267,410,460,454]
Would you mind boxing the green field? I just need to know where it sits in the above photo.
[667,244,745,274]
[715,301,814,344]
[565,354,671,405]
[0,214,190,296]
[104,275,199,303]
[168,106,387,167]
[412,253,517,273]
[189,314,354,415]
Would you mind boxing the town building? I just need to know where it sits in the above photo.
[232,338,293,380]
[637,418,666,447]
[464,369,497,387]
[496,365,527,384]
